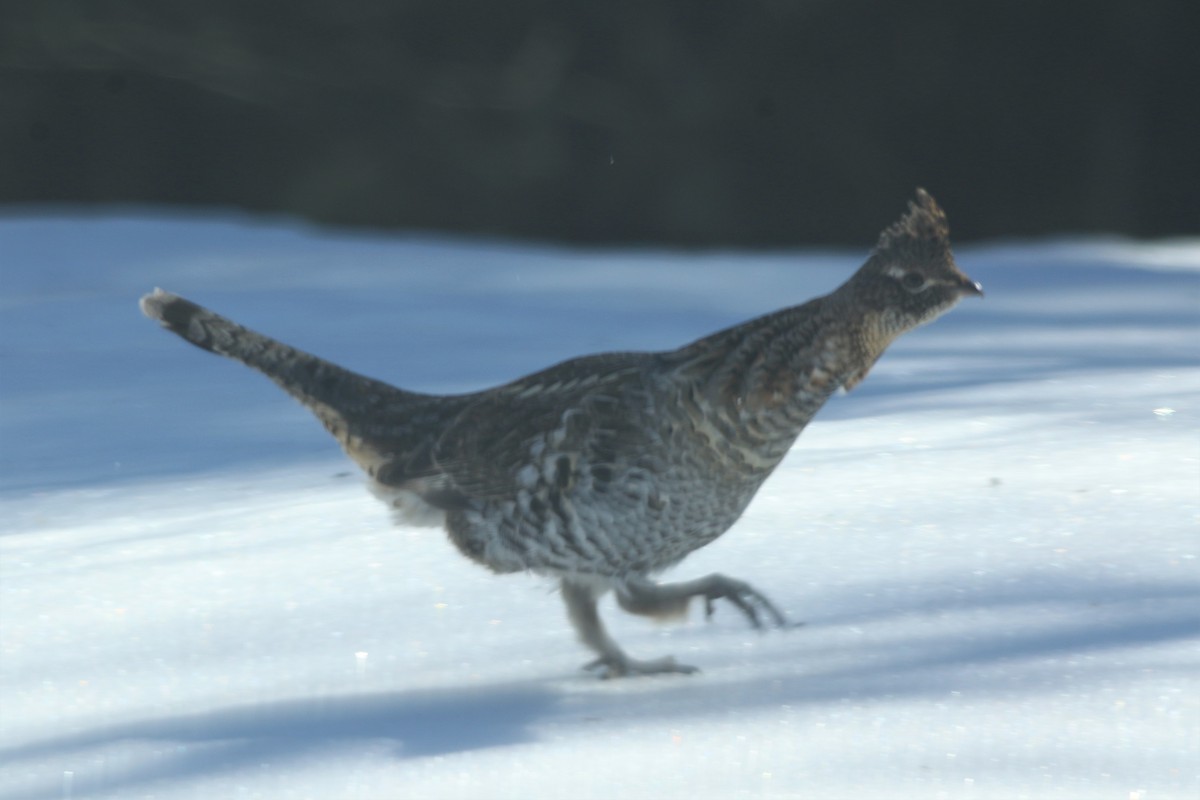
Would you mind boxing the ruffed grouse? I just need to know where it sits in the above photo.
[141,189,980,677]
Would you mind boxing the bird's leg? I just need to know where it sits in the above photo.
[560,578,699,678]
[617,574,795,629]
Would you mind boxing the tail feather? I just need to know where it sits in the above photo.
[140,289,440,473]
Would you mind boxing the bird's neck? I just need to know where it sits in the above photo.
[696,292,891,447]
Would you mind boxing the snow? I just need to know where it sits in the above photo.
[1,212,1197,800]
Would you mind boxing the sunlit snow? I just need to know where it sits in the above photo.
[1,214,1197,799]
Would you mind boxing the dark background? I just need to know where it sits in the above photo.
[3,1,1196,246]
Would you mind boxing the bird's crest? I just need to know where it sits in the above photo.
[873,188,951,262]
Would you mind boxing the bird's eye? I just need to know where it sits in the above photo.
[900,272,926,292]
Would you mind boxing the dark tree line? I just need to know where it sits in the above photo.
[2,1,1196,245]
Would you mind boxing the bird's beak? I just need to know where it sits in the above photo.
[957,275,984,298]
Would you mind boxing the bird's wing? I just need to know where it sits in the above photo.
[428,352,662,505]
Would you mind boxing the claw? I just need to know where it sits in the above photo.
[703,578,791,629]
[582,654,700,679]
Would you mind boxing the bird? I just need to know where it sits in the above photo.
[140,189,981,677]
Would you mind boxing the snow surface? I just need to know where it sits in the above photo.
[1,213,1197,800]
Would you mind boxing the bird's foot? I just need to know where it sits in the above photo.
[582,653,700,679]
[700,576,799,630]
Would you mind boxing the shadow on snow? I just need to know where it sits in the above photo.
[0,683,556,799]
[3,574,1196,798]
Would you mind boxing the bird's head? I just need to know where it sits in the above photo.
[846,189,982,336]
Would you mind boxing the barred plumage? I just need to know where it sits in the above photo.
[141,189,981,676]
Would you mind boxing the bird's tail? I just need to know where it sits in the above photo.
[139,288,433,471]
